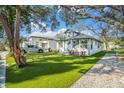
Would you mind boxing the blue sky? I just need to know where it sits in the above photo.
[21,6,107,37]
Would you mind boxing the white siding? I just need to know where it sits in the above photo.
[88,39,102,55]
[49,40,57,50]
[25,37,57,50]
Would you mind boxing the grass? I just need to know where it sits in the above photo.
[6,51,106,88]
[115,48,124,55]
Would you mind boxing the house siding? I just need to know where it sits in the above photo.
[49,40,57,50]
[88,39,102,55]
[23,37,57,51]
[24,30,102,55]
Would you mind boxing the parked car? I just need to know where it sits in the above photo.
[22,45,43,53]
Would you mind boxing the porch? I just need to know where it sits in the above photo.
[58,38,90,56]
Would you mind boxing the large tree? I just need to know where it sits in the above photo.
[1,5,124,68]
[0,6,52,68]
[58,5,124,47]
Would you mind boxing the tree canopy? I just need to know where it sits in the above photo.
[0,5,124,67]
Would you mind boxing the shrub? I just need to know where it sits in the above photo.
[52,50,59,54]
[6,52,15,66]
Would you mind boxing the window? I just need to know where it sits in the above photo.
[91,40,93,49]
[28,45,34,48]
[80,39,87,48]
[73,39,79,48]
[98,42,100,48]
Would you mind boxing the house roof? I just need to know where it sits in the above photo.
[29,29,102,42]
[73,33,102,42]
[56,29,102,42]
[29,31,57,39]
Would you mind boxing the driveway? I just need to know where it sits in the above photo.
[71,53,124,88]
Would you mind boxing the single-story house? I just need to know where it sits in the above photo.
[23,29,102,55]
[56,30,102,56]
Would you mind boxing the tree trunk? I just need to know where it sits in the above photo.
[10,41,26,68]
[0,7,26,68]
[13,6,26,68]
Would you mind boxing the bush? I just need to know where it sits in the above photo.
[6,52,15,66]
[52,50,59,54]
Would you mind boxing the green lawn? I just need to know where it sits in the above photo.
[115,48,124,55]
[6,51,105,88]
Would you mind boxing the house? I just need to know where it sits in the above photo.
[22,31,57,52]
[24,29,102,55]
[56,30,102,56]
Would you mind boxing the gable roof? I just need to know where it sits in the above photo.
[56,29,102,42]
[29,31,57,39]
[73,33,102,42]
[29,29,102,42]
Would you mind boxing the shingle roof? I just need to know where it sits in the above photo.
[73,33,102,42]
[29,31,57,39]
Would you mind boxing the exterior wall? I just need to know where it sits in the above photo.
[28,37,41,47]
[88,39,102,55]
[25,37,57,50]
[48,40,57,50]
[24,35,102,55]
[29,37,48,49]
[57,39,102,56]
[56,40,68,52]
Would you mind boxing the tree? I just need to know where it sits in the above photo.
[59,5,124,30]
[1,5,124,68]
[85,21,110,50]
[57,5,124,50]
[0,6,52,68]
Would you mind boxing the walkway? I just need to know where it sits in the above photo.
[71,53,124,88]
[0,52,6,88]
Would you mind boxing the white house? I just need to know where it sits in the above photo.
[22,31,57,51]
[23,29,102,55]
[56,30,102,56]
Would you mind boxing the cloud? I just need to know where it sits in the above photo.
[29,31,57,39]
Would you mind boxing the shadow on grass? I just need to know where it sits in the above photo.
[6,51,106,84]
[6,62,79,83]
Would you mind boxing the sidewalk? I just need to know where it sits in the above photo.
[0,60,5,88]
[0,52,7,88]
[71,53,124,88]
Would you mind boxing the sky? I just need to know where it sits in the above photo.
[20,6,108,38]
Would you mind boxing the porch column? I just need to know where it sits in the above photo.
[47,39,49,48]
[63,41,65,51]
[79,39,81,49]
[71,39,73,49]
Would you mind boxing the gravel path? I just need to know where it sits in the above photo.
[71,53,124,88]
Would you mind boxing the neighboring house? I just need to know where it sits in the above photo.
[56,30,102,56]
[28,36,57,51]
[22,31,57,51]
